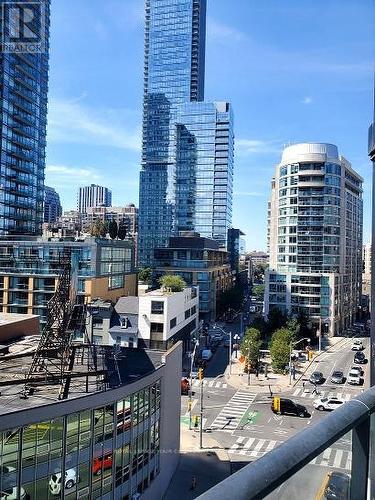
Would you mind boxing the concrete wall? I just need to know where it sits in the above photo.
[0,314,39,341]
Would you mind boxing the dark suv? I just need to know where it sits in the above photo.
[271,398,309,418]
[354,351,366,364]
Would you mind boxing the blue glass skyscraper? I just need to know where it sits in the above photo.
[0,0,50,236]
[138,0,234,266]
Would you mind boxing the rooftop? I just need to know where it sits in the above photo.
[0,313,39,326]
[0,345,165,416]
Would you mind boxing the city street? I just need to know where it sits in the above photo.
[181,329,370,499]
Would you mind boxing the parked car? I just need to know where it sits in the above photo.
[351,339,363,351]
[323,471,350,499]
[271,398,309,418]
[92,453,113,475]
[330,370,344,384]
[313,397,345,411]
[354,351,366,364]
[350,365,363,376]
[210,333,223,343]
[49,468,78,495]
[347,369,361,385]
[309,371,324,385]
[180,378,190,395]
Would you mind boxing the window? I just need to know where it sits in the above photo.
[170,317,177,329]
[191,305,196,315]
[185,309,191,320]
[151,301,164,314]
[151,323,163,333]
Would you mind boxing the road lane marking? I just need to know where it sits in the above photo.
[249,439,266,457]
[333,449,343,468]
[239,437,256,455]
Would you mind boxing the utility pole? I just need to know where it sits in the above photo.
[189,339,198,430]
[247,340,251,386]
[229,331,232,375]
[318,316,322,353]
[199,368,204,449]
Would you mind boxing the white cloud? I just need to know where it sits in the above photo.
[302,96,313,104]
[45,164,102,187]
[48,97,142,151]
[236,139,282,156]
[207,19,247,43]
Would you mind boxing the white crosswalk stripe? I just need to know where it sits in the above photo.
[209,391,256,432]
[310,448,352,470]
[292,388,353,401]
[229,436,280,457]
[192,379,227,389]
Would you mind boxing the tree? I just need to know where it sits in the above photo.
[267,306,288,334]
[117,223,127,240]
[108,220,118,239]
[270,327,296,372]
[252,284,265,300]
[159,274,186,292]
[90,219,107,238]
[138,267,152,284]
[240,327,262,368]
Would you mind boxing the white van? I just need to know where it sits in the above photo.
[201,349,213,361]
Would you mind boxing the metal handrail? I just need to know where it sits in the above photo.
[197,385,375,500]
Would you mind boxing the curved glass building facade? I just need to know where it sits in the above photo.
[266,143,363,336]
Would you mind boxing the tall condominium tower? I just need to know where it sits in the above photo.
[44,186,62,223]
[138,0,234,266]
[265,143,363,337]
[77,184,112,214]
[0,0,50,236]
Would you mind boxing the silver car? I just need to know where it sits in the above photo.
[330,370,344,384]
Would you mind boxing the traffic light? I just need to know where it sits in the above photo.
[308,350,314,361]
[187,401,192,411]
[273,397,280,413]
[198,368,203,381]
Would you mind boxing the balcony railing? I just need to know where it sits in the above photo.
[198,385,375,500]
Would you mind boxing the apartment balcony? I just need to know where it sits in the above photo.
[199,386,375,500]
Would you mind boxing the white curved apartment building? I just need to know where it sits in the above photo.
[265,143,363,336]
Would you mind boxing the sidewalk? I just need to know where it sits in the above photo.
[163,426,230,499]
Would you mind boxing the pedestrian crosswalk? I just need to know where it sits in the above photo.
[209,391,256,432]
[192,379,227,389]
[292,387,353,401]
[310,447,352,470]
[229,436,281,457]
[229,436,352,471]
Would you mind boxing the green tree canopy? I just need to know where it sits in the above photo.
[117,223,127,240]
[240,327,262,366]
[270,327,296,372]
[90,219,107,238]
[252,284,265,300]
[108,220,118,239]
[138,267,153,284]
[159,274,186,292]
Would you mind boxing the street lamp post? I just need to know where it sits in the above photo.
[189,339,199,430]
[318,317,329,353]
[233,334,240,358]
[289,337,310,385]
[247,340,251,386]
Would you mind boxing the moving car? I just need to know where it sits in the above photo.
[313,397,345,411]
[354,351,366,364]
[210,333,223,343]
[309,371,324,385]
[322,471,350,499]
[271,398,309,418]
[0,487,27,500]
[200,349,213,361]
[347,369,361,385]
[49,468,78,495]
[330,370,344,384]
[351,339,363,351]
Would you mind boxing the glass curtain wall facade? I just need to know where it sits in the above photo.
[139,0,207,266]
[0,0,50,236]
[44,186,62,223]
[265,143,363,336]
[173,102,233,246]
[0,381,161,499]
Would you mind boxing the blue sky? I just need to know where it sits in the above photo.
[45,0,374,250]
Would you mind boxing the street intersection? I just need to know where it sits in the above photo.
[181,327,370,499]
